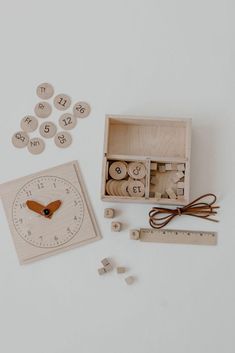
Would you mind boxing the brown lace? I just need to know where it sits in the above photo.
[149,193,219,229]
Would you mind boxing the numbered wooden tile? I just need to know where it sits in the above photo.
[128,180,145,197]
[109,161,127,180]
[27,137,45,155]
[104,208,114,218]
[36,82,54,99]
[34,102,52,118]
[120,180,130,196]
[54,131,72,148]
[54,94,71,111]
[12,131,29,148]
[59,113,77,130]
[73,101,91,118]
[165,163,172,171]
[111,221,121,232]
[20,115,38,133]
[128,162,146,179]
[39,121,57,138]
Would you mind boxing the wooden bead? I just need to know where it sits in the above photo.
[12,131,29,148]
[104,208,114,218]
[73,101,91,118]
[59,113,77,130]
[39,121,57,138]
[34,101,52,118]
[111,222,121,232]
[27,137,45,155]
[20,116,38,133]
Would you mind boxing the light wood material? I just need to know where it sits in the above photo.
[73,101,91,118]
[59,113,77,130]
[34,102,52,118]
[101,258,110,266]
[12,131,29,148]
[0,161,101,264]
[54,131,72,148]
[132,228,217,246]
[36,82,54,99]
[101,115,191,205]
[104,208,114,218]
[125,276,135,285]
[27,137,45,154]
[54,94,71,111]
[39,122,57,138]
[117,266,126,273]
[111,222,121,232]
[21,116,38,133]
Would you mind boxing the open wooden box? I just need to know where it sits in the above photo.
[101,115,191,205]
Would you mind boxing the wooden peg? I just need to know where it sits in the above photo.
[104,263,113,272]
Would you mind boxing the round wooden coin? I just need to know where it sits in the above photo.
[120,180,130,196]
[20,116,38,133]
[128,162,146,179]
[59,113,77,130]
[34,101,52,118]
[54,94,71,111]
[109,161,127,180]
[39,121,57,138]
[54,131,72,148]
[128,180,145,197]
[12,131,29,148]
[73,101,91,118]
[36,82,54,99]
[112,181,121,196]
[105,179,113,195]
[27,137,45,155]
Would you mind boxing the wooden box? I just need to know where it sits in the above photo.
[101,115,191,206]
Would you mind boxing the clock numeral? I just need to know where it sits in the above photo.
[65,188,70,194]
[37,182,44,189]
[74,216,77,220]
[26,190,32,197]
[19,218,23,223]
[27,230,31,236]
[20,202,26,209]
[74,200,78,206]
[54,236,58,241]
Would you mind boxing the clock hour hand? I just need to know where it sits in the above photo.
[26,200,45,216]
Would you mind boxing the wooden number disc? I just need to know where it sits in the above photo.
[20,115,38,132]
[128,162,146,179]
[120,180,130,196]
[34,102,52,118]
[73,101,91,118]
[109,161,127,180]
[36,82,54,99]
[128,180,145,197]
[59,113,77,130]
[39,121,57,138]
[27,137,45,154]
[54,131,72,148]
[54,94,71,111]
[105,180,113,195]
[12,131,29,148]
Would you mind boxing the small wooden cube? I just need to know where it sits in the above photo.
[150,162,158,170]
[171,164,178,170]
[177,182,184,189]
[177,188,184,196]
[177,164,185,171]
[104,208,115,218]
[111,221,121,232]
[155,192,161,199]
[125,276,135,285]
[166,188,176,199]
[165,163,172,171]
[150,176,157,185]
[104,263,113,272]
[130,229,140,240]
[101,258,110,266]
[98,267,106,275]
[158,165,166,173]
[117,266,126,274]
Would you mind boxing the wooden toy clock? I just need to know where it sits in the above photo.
[0,161,101,264]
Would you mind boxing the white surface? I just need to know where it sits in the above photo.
[0,1,234,352]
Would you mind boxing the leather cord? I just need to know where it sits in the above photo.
[149,193,219,229]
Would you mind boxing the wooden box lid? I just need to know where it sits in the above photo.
[105,115,191,159]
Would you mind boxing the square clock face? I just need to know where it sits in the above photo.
[0,161,101,264]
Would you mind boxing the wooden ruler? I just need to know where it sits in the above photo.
[131,228,217,246]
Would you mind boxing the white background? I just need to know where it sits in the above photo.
[0,1,234,352]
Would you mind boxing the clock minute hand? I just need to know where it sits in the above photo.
[45,200,62,217]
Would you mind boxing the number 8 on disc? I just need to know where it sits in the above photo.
[109,161,127,180]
